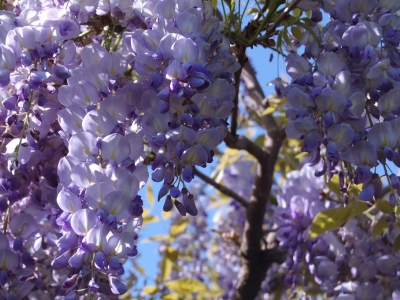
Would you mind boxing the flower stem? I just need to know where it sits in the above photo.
[10,88,34,170]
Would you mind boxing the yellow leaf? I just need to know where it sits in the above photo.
[247,8,260,14]
[134,263,146,275]
[143,286,158,295]
[206,194,231,209]
[372,218,389,238]
[308,203,368,239]
[143,215,158,223]
[211,0,217,8]
[120,291,132,300]
[165,278,208,294]
[161,294,180,300]
[325,174,341,196]
[261,106,276,116]
[348,203,369,219]
[294,152,308,160]
[375,200,394,214]
[212,149,241,179]
[146,180,154,206]
[162,210,171,219]
[161,246,179,281]
[143,235,166,243]
[170,218,188,238]
[166,246,178,261]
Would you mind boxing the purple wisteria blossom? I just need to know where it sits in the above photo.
[283,0,400,206]
[0,0,236,298]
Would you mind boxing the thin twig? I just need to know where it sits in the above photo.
[251,0,302,46]
[231,44,247,137]
[267,0,302,34]
[193,168,249,208]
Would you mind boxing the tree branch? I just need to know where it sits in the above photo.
[193,168,249,209]
[241,58,280,138]
[221,1,300,298]
[224,132,266,164]
[233,130,286,300]
[231,44,247,137]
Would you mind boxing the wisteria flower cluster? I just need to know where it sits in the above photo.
[124,0,239,215]
[150,181,213,297]
[284,0,400,205]
[275,164,400,299]
[0,0,236,298]
[181,162,400,299]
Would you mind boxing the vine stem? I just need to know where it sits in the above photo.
[3,200,10,235]
[87,254,96,300]
[106,20,116,52]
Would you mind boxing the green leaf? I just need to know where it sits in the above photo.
[394,234,400,253]
[292,8,302,17]
[143,286,159,295]
[308,203,368,239]
[375,200,394,214]
[291,26,302,41]
[165,278,208,294]
[231,0,236,11]
[282,27,292,48]
[276,30,283,53]
[211,0,217,8]
[247,8,260,15]
[170,218,188,238]
[273,283,284,300]
[372,218,389,238]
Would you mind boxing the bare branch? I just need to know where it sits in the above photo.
[193,168,249,209]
